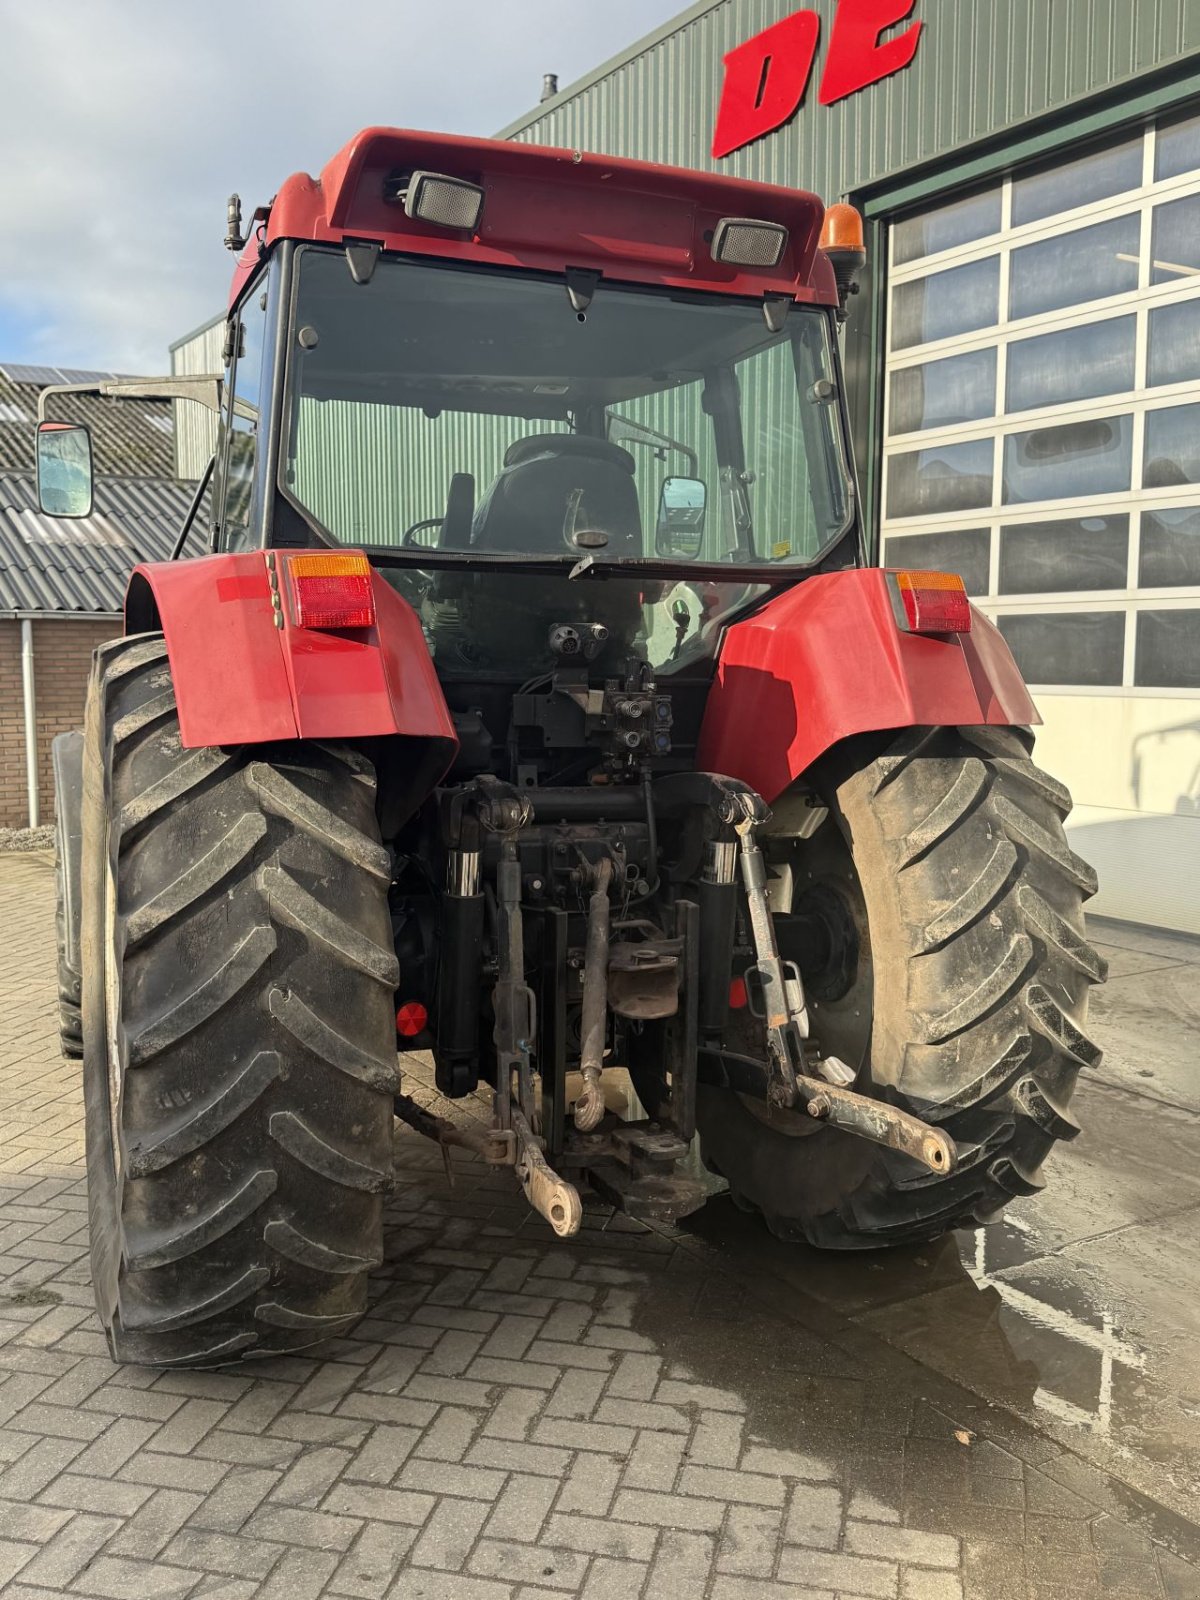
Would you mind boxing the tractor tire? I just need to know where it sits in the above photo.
[54,796,84,1060]
[693,725,1107,1249]
[81,635,400,1367]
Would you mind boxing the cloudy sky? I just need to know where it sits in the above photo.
[0,0,684,373]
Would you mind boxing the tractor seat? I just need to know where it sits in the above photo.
[471,434,642,557]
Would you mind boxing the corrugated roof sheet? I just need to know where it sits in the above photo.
[0,369,177,478]
[0,471,198,615]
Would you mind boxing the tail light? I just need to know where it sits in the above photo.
[888,570,971,635]
[286,552,375,630]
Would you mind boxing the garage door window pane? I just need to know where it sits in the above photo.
[1156,107,1200,182]
[883,528,990,595]
[1006,316,1135,412]
[1003,415,1132,503]
[889,348,996,433]
[1135,609,1200,688]
[1150,192,1200,285]
[999,516,1128,594]
[1009,215,1140,321]
[891,257,1000,350]
[893,188,1002,265]
[887,439,994,519]
[1144,403,1200,488]
[1012,137,1142,227]
[1148,299,1200,388]
[998,612,1124,686]
[1140,506,1200,587]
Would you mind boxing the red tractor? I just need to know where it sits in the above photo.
[39,129,1104,1368]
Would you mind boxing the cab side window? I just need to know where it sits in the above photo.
[218,278,268,549]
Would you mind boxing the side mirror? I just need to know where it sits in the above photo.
[36,421,94,518]
[656,476,707,558]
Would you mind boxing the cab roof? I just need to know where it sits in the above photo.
[230,126,835,311]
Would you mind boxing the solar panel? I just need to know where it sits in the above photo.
[57,368,116,385]
[0,364,62,386]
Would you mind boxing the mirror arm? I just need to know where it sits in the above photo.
[37,374,227,422]
[171,455,217,560]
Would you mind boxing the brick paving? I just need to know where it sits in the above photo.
[1,848,1198,1600]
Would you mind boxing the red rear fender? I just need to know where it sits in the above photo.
[697,568,1037,804]
[125,552,458,771]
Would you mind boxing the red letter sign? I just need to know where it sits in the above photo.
[711,10,821,161]
[819,0,923,106]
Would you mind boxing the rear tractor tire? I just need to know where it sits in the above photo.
[82,635,401,1366]
[694,725,1107,1249]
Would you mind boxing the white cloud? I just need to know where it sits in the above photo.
[0,0,683,371]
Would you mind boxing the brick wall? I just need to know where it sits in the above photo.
[0,618,121,829]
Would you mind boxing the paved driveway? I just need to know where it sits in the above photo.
[1,850,1197,1600]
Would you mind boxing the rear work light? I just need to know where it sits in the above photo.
[403,170,485,232]
[888,570,972,635]
[711,217,789,268]
[286,552,375,630]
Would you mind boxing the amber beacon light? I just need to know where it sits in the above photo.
[820,202,867,317]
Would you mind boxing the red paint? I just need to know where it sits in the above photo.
[712,0,925,158]
[729,976,749,1010]
[711,12,821,162]
[229,127,834,313]
[125,553,458,768]
[126,555,297,747]
[697,569,1037,806]
[819,0,923,106]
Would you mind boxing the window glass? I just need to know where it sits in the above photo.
[998,611,1125,686]
[287,250,852,568]
[1150,192,1200,285]
[1135,609,1200,688]
[1002,415,1132,503]
[1006,316,1135,413]
[890,257,1000,351]
[887,439,993,519]
[1144,403,1200,488]
[883,528,990,595]
[1156,107,1200,183]
[1012,137,1142,228]
[221,283,268,545]
[1009,215,1140,321]
[998,515,1128,594]
[1140,506,1200,588]
[893,188,1001,265]
[1148,299,1200,388]
[888,348,996,434]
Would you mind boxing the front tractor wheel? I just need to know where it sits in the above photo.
[695,725,1107,1249]
[82,636,400,1366]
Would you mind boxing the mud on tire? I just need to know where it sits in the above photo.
[82,635,400,1366]
[695,725,1107,1249]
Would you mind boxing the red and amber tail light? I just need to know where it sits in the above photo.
[887,569,972,635]
[286,552,375,630]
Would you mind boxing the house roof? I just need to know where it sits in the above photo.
[0,471,198,616]
[0,365,177,479]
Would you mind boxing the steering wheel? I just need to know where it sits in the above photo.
[402,516,442,548]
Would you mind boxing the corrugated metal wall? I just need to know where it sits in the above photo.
[501,0,1200,202]
[170,318,223,480]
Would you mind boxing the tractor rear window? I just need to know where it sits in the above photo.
[282,248,853,571]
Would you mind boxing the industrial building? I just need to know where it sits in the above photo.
[0,366,195,829]
[165,0,1200,932]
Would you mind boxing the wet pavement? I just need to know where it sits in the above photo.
[683,916,1200,1529]
[2,853,1198,1600]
